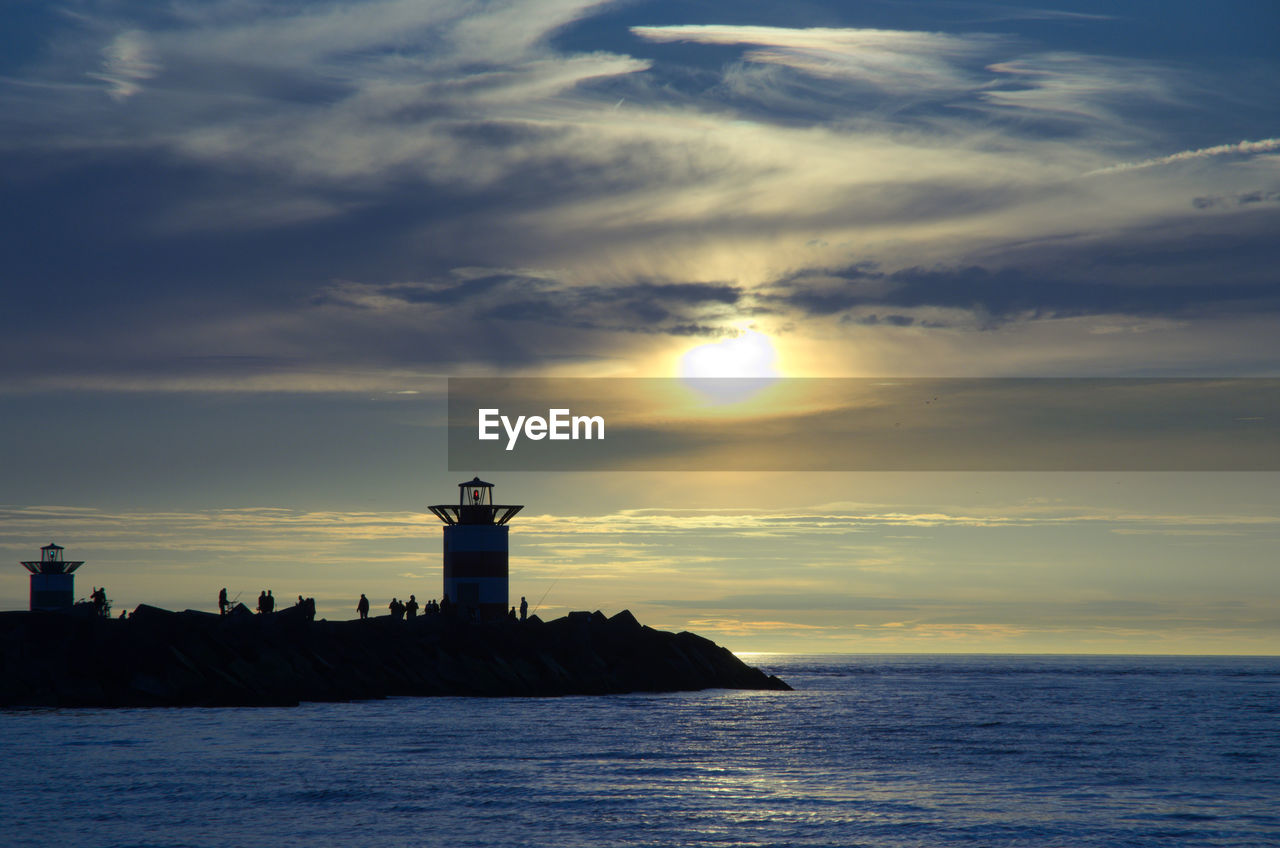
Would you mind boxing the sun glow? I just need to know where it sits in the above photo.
[679,330,779,380]
[677,329,780,404]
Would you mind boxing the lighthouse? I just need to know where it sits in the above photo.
[20,543,84,611]
[428,477,522,620]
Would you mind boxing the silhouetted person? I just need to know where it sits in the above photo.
[219,588,229,616]
[519,596,528,622]
[406,595,419,619]
[509,606,517,621]
[303,597,316,622]
[265,590,275,613]
[91,586,107,617]
[257,590,268,614]
[357,594,370,620]
[297,594,305,607]
[440,593,451,617]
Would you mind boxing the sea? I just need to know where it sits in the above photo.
[1,655,1276,848]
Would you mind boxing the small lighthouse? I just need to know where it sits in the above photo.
[428,477,523,620]
[20,543,84,611]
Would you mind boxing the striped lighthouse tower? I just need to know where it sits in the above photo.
[428,477,522,621]
[20,543,83,611]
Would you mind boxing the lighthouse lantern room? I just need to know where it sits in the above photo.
[429,477,522,620]
[20,543,84,611]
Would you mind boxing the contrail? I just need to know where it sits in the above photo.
[1085,137,1280,176]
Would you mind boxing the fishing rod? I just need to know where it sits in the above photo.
[531,578,558,616]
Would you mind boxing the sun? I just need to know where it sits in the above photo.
[676,329,780,404]
[679,330,779,380]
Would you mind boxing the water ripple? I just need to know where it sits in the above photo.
[1,655,1276,848]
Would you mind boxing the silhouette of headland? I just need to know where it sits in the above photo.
[0,605,791,707]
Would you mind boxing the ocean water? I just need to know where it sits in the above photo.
[2,655,1277,847]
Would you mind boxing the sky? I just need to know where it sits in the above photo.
[1,0,1277,653]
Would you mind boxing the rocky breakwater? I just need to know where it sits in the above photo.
[0,606,790,707]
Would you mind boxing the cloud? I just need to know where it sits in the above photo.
[633,25,999,95]
[315,273,744,336]
[514,504,1280,534]
[1192,190,1280,210]
[771,257,1280,326]
[651,593,920,612]
[3,4,1280,387]
[980,53,1176,124]
[632,24,1180,133]
[1086,137,1280,176]
[680,617,832,636]
[3,493,1276,648]
[965,7,1117,23]
[88,30,158,100]
[6,499,1273,558]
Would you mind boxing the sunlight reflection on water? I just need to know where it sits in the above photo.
[1,656,1277,847]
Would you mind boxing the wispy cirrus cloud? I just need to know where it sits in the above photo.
[87,30,159,101]
[632,25,999,95]
[981,52,1177,124]
[6,500,1274,555]
[1086,136,1280,175]
[631,24,1178,130]
[2,487,1276,650]
[3,3,1279,389]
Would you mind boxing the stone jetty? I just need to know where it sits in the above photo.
[0,605,790,708]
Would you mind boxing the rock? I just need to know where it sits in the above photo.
[0,607,790,708]
[607,609,641,631]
